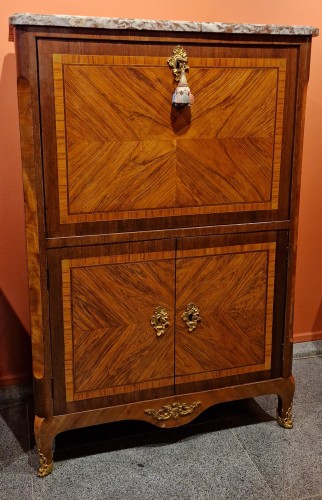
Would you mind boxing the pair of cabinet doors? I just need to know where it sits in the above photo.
[48,230,287,415]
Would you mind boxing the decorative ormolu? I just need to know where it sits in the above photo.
[276,405,293,429]
[167,45,189,80]
[145,401,202,421]
[182,303,201,332]
[38,450,53,477]
[168,46,194,107]
[151,306,169,337]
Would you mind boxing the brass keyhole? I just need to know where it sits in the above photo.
[182,303,201,332]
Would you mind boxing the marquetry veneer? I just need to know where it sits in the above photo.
[10,14,318,476]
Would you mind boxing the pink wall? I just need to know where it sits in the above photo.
[1,1,321,385]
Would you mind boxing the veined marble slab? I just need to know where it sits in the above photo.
[9,13,319,36]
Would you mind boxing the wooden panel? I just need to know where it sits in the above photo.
[62,249,175,402]
[53,55,285,224]
[17,77,45,379]
[175,241,276,385]
[45,220,290,249]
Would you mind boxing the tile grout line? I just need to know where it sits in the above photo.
[0,402,27,410]
[293,354,322,360]
[296,495,322,500]
[229,427,277,499]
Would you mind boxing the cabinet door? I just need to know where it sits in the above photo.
[37,38,297,237]
[175,232,287,393]
[48,240,176,414]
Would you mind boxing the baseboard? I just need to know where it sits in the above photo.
[293,331,322,343]
[0,373,32,387]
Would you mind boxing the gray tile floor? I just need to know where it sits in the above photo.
[0,342,321,500]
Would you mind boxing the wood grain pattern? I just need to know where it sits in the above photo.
[45,220,290,249]
[53,55,285,223]
[13,23,314,476]
[175,242,275,384]
[283,41,312,372]
[62,250,175,402]
[61,238,276,403]
[34,375,295,467]
[17,77,45,379]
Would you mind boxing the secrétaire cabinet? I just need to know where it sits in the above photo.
[9,13,318,476]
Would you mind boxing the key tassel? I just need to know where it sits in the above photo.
[172,69,194,107]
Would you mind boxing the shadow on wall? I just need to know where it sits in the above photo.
[0,52,31,387]
[0,288,32,386]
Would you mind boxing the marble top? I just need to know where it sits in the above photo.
[9,13,319,36]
